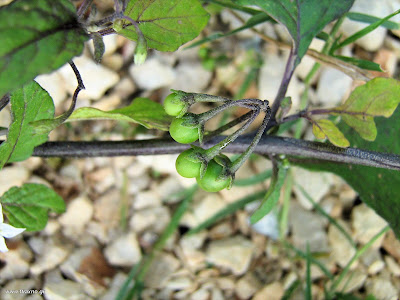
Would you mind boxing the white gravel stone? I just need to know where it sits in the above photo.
[352,204,388,247]
[129,57,176,90]
[171,62,212,92]
[316,67,353,106]
[335,269,367,293]
[144,253,181,288]
[44,279,89,300]
[250,210,280,240]
[289,202,329,252]
[206,236,255,275]
[385,255,400,276]
[58,54,119,101]
[99,272,127,300]
[181,193,226,228]
[367,277,398,300]
[93,189,122,230]
[340,0,391,51]
[258,50,303,114]
[328,220,356,268]
[292,167,334,210]
[137,154,179,174]
[130,206,171,233]
[3,279,37,300]
[35,71,68,107]
[253,282,284,300]
[104,232,142,267]
[235,273,262,299]
[133,190,162,209]
[59,196,93,239]
[0,247,31,284]
[30,243,70,276]
[0,166,30,196]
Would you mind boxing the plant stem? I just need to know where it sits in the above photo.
[204,110,259,159]
[230,111,271,173]
[77,0,93,19]
[270,48,298,122]
[29,136,400,171]
[204,111,253,141]
[197,99,264,123]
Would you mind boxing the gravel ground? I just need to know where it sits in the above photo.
[2,0,400,299]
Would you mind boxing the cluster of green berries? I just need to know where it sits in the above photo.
[164,93,231,192]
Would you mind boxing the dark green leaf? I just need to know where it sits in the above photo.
[294,107,400,239]
[0,81,54,169]
[334,55,383,72]
[69,97,172,131]
[116,0,209,51]
[186,12,272,49]
[205,0,262,15]
[0,0,89,96]
[237,0,354,64]
[334,9,400,51]
[250,162,288,224]
[92,32,105,63]
[0,183,65,231]
[347,12,400,30]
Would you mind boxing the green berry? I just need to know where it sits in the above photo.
[176,149,201,178]
[164,93,186,117]
[196,160,230,192]
[169,117,199,144]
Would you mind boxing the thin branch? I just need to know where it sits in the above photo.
[0,94,10,112]
[27,136,400,171]
[77,0,94,19]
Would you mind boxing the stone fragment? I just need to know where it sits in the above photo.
[289,202,329,252]
[171,62,212,92]
[328,220,356,268]
[3,279,37,300]
[335,269,367,293]
[133,190,161,210]
[144,253,181,288]
[352,204,388,247]
[340,0,391,51]
[30,241,70,276]
[0,166,30,195]
[58,54,119,100]
[129,206,170,233]
[59,196,93,240]
[385,255,400,276]
[98,272,127,300]
[235,273,262,299]
[292,167,334,210]
[0,244,31,284]
[104,232,142,267]
[35,71,68,107]
[253,282,284,300]
[316,67,353,107]
[366,277,398,300]
[44,279,88,300]
[206,236,255,275]
[129,57,176,90]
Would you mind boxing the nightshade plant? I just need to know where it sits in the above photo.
[2,0,400,296]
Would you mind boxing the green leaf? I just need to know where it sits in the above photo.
[116,0,209,51]
[334,55,383,72]
[334,9,400,51]
[92,32,105,63]
[0,0,89,96]
[186,12,272,49]
[250,162,289,224]
[294,107,400,239]
[69,97,172,131]
[0,81,54,169]
[237,0,354,64]
[347,12,400,30]
[332,77,400,141]
[0,183,65,231]
[311,119,350,148]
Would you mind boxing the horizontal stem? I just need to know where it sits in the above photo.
[26,136,400,171]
